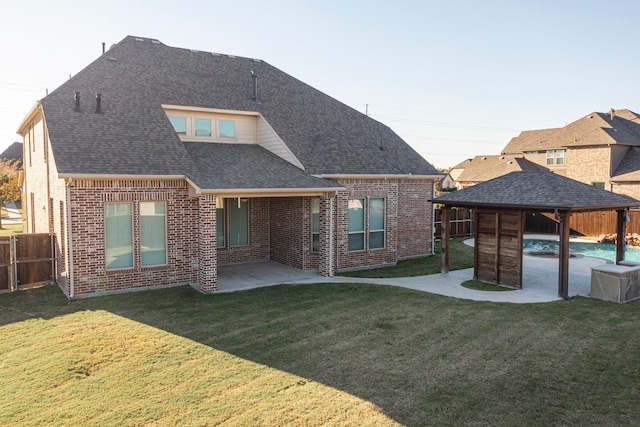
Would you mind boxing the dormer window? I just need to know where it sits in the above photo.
[194,118,212,136]
[169,117,187,135]
[168,114,236,140]
[219,120,235,138]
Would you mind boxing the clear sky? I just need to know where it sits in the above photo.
[2,0,640,169]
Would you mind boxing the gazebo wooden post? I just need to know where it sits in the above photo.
[557,210,570,299]
[441,206,450,274]
[616,209,627,265]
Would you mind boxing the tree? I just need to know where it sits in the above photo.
[0,159,22,229]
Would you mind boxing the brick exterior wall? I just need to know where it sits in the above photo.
[68,179,199,297]
[566,146,612,188]
[397,180,434,259]
[217,198,270,266]
[270,197,304,269]
[197,194,217,293]
[334,179,399,271]
[23,120,439,295]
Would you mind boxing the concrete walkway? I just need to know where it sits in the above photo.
[217,251,609,304]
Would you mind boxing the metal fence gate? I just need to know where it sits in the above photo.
[0,233,54,292]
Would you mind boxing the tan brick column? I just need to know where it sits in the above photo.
[198,194,217,293]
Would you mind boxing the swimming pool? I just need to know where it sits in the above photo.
[524,239,640,263]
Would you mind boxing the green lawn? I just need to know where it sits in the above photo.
[339,237,474,278]
[2,283,640,426]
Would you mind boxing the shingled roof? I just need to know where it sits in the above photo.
[33,36,439,190]
[434,171,640,211]
[454,155,547,184]
[502,109,640,154]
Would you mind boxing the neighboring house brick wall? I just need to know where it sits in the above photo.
[68,179,199,297]
[217,198,270,266]
[566,146,612,188]
[611,182,640,200]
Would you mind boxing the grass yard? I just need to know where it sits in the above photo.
[339,237,474,278]
[2,283,640,426]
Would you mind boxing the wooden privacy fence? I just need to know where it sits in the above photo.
[434,207,473,238]
[0,233,54,293]
[525,210,640,236]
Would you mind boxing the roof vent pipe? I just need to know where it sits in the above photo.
[610,108,615,120]
[102,42,105,54]
[95,93,102,113]
[251,70,259,102]
[74,91,80,111]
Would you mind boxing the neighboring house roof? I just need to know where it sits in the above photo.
[434,171,640,211]
[612,146,640,182]
[455,155,548,184]
[0,142,23,161]
[502,109,640,154]
[31,36,439,189]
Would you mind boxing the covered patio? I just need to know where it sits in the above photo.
[434,171,640,299]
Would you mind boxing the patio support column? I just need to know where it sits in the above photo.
[318,193,335,277]
[198,194,217,293]
[441,206,450,274]
[616,209,627,265]
[557,210,570,299]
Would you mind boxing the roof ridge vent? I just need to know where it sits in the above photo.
[190,49,200,53]
[151,40,160,45]
[135,37,144,42]
[227,54,236,59]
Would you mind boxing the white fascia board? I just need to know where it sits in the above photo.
[58,173,186,180]
[200,187,344,197]
[16,101,42,135]
[161,104,259,116]
[314,174,444,180]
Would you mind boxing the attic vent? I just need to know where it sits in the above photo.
[482,157,487,160]
[135,37,144,42]
[589,115,593,118]
[253,58,262,63]
[108,57,118,62]
[190,49,199,53]
[500,156,504,159]
[227,54,236,59]
[507,161,513,164]
[212,52,221,56]
[151,40,160,44]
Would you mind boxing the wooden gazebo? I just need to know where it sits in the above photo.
[433,171,640,298]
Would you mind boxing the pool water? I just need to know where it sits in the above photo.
[524,239,640,263]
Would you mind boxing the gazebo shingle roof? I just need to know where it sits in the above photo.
[434,171,640,211]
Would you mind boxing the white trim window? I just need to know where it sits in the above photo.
[348,197,386,252]
[105,202,134,270]
[348,198,365,251]
[311,198,320,253]
[369,197,385,249]
[168,115,236,140]
[229,198,249,247]
[546,149,565,165]
[140,201,167,267]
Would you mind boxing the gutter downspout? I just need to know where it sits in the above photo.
[66,178,74,299]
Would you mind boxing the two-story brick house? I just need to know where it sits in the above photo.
[17,36,442,298]
[501,109,640,198]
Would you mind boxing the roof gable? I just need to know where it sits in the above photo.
[37,36,440,181]
[501,109,640,154]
